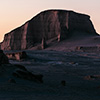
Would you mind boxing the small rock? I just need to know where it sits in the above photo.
[20,51,27,59]
[69,62,78,66]
[61,80,66,86]
[84,75,100,80]
[5,51,27,61]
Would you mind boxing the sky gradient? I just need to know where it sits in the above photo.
[0,0,100,42]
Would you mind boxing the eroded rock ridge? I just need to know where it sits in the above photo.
[0,10,97,50]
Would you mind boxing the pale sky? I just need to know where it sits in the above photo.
[0,0,100,42]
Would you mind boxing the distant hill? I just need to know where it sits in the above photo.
[0,9,98,50]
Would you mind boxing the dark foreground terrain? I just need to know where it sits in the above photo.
[1,50,100,100]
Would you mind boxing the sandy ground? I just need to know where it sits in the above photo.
[1,50,100,100]
[43,35,100,52]
[1,33,100,100]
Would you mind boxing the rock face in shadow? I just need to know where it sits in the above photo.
[0,50,9,64]
[0,10,98,50]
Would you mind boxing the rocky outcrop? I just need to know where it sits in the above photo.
[75,46,100,52]
[0,10,98,50]
[13,64,43,83]
[5,51,27,61]
[0,64,43,83]
[84,75,100,80]
[0,50,43,83]
[0,50,9,64]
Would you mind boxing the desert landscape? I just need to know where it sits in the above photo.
[0,10,100,100]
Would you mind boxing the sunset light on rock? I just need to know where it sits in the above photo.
[0,0,100,100]
[0,0,100,42]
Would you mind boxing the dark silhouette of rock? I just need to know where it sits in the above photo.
[0,50,42,83]
[84,75,100,80]
[13,70,43,83]
[0,63,43,83]
[61,80,66,86]
[0,10,98,50]
[0,50,9,64]
[75,46,100,52]
[13,64,43,83]
[0,50,43,83]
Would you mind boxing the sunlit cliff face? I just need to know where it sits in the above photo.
[0,10,97,50]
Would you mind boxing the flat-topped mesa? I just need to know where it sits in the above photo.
[0,10,98,50]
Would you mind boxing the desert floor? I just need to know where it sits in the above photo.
[0,50,100,100]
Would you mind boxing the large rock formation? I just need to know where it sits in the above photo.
[0,10,98,50]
